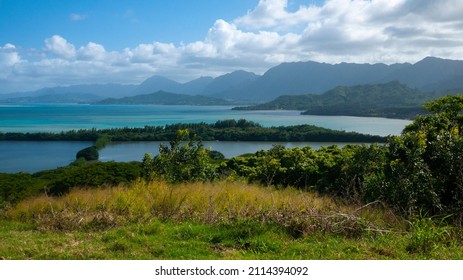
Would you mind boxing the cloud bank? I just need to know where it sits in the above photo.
[2,0,463,93]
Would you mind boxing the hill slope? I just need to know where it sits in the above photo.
[214,57,463,102]
[234,81,433,119]
[96,90,234,106]
[3,57,463,104]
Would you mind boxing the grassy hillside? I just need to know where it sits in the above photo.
[1,180,462,259]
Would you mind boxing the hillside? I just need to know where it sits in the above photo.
[212,57,463,102]
[3,179,462,260]
[0,83,136,103]
[96,90,234,106]
[234,81,434,119]
[3,57,463,104]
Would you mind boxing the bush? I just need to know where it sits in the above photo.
[76,146,99,161]
[142,129,219,183]
[47,162,143,195]
[376,95,463,216]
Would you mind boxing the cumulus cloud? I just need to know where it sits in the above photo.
[0,44,23,85]
[78,42,107,61]
[2,0,463,93]
[0,44,21,67]
[45,35,76,59]
[127,42,178,63]
[234,0,319,30]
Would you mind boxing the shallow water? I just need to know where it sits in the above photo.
[0,103,411,173]
[0,103,410,136]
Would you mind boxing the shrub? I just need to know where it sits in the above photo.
[76,146,99,161]
[142,129,218,183]
[47,162,143,195]
[377,95,463,216]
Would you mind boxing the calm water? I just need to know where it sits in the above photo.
[99,141,361,162]
[0,103,411,173]
[0,141,92,173]
[0,103,410,136]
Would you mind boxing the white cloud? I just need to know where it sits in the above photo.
[0,44,21,67]
[0,44,23,84]
[45,35,76,59]
[128,42,177,63]
[234,0,319,31]
[78,42,107,61]
[2,0,463,93]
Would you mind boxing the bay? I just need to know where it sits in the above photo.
[99,141,361,162]
[0,103,410,136]
[0,103,412,173]
[0,141,92,173]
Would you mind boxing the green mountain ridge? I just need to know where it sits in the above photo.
[234,81,439,119]
[95,90,235,106]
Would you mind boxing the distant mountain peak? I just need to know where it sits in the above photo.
[3,56,463,104]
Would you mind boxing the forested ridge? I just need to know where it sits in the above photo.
[95,90,234,105]
[0,119,384,142]
[234,81,440,119]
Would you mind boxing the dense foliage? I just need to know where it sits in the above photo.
[224,144,385,196]
[234,81,435,119]
[96,90,234,105]
[379,95,463,216]
[228,95,463,220]
[76,146,99,161]
[142,129,218,183]
[75,134,111,161]
[0,119,384,142]
[0,161,143,206]
[45,161,142,195]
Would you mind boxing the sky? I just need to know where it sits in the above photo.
[1,0,463,93]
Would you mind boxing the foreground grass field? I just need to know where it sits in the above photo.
[1,180,462,259]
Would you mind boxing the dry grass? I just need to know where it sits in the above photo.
[5,179,399,237]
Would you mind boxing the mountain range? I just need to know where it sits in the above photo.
[234,81,434,119]
[1,56,463,104]
[96,90,236,106]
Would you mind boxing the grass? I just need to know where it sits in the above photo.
[1,180,462,259]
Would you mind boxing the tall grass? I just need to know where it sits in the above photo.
[5,179,398,237]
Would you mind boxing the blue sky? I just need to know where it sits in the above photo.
[1,1,268,50]
[0,0,462,93]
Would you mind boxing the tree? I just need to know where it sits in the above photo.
[142,129,218,183]
[76,146,99,161]
[381,95,463,216]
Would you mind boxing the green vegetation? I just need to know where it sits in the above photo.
[234,81,437,119]
[1,181,462,259]
[0,119,385,142]
[75,134,111,161]
[1,95,463,259]
[96,90,234,105]
[227,95,463,220]
[75,146,99,161]
[0,161,142,206]
[142,129,218,183]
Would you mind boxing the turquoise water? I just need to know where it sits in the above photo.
[0,103,411,173]
[0,103,410,136]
